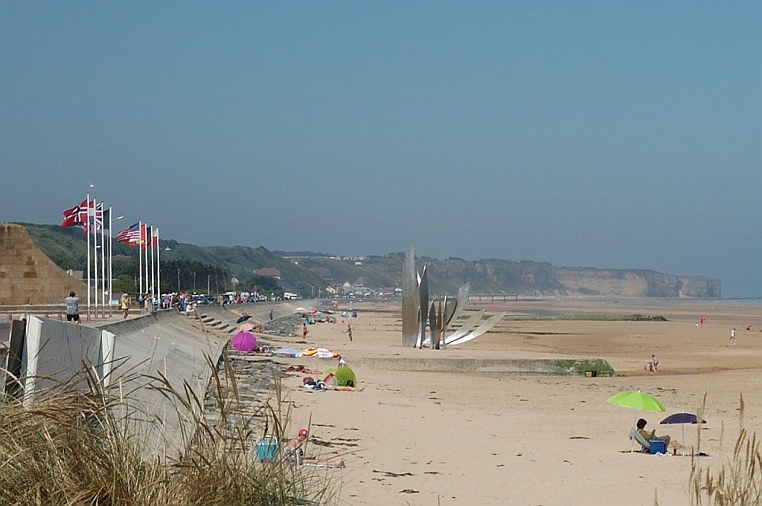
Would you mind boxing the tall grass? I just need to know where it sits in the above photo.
[690,393,762,505]
[0,353,336,506]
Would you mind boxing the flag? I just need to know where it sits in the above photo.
[60,200,88,228]
[84,202,104,233]
[60,204,82,228]
[117,223,141,244]
[102,208,111,230]
[151,227,159,245]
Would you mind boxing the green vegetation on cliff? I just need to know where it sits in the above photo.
[19,223,721,298]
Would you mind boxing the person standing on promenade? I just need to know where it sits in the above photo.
[64,291,81,324]
[120,293,130,319]
[730,328,737,346]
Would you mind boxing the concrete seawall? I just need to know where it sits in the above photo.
[345,356,614,377]
[55,310,230,458]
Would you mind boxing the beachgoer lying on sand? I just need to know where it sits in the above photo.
[283,429,345,468]
[286,364,319,374]
[302,377,364,391]
[636,418,673,451]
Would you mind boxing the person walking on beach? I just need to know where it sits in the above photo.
[345,323,353,342]
[64,291,81,324]
[302,322,308,339]
[269,309,273,321]
[730,328,737,346]
[120,293,130,319]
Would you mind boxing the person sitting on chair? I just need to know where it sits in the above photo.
[636,418,671,451]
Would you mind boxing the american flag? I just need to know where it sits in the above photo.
[117,223,142,244]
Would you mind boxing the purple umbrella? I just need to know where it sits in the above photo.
[660,412,706,455]
[232,331,257,352]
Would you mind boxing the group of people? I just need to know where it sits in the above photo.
[64,291,132,322]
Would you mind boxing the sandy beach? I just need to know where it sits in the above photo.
[272,298,762,505]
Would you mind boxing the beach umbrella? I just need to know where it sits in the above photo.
[238,321,255,332]
[237,315,252,324]
[302,347,339,359]
[231,331,257,352]
[608,391,665,412]
[660,412,706,455]
[607,390,665,452]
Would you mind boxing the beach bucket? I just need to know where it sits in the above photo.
[255,435,278,461]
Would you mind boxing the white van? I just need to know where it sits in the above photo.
[283,292,298,300]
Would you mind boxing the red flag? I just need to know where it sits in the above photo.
[140,224,148,250]
[151,227,159,246]
[61,200,87,228]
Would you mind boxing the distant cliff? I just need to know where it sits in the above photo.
[424,258,721,298]
[555,267,721,298]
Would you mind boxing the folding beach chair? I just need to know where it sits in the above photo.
[255,435,278,462]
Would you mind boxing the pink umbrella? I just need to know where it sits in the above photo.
[232,331,257,352]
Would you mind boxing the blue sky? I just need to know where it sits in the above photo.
[1,2,760,296]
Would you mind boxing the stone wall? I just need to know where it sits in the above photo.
[0,224,88,304]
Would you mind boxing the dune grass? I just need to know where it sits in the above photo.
[690,393,762,505]
[0,354,336,506]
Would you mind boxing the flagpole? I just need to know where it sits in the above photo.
[138,221,143,296]
[151,227,159,309]
[144,226,149,308]
[93,199,99,319]
[108,208,113,318]
[100,206,106,318]
[156,228,161,307]
[86,193,91,321]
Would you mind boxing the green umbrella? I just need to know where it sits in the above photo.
[607,390,665,453]
[607,391,666,412]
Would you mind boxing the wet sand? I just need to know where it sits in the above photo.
[277,298,762,505]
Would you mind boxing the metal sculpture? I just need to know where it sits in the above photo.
[402,246,505,348]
